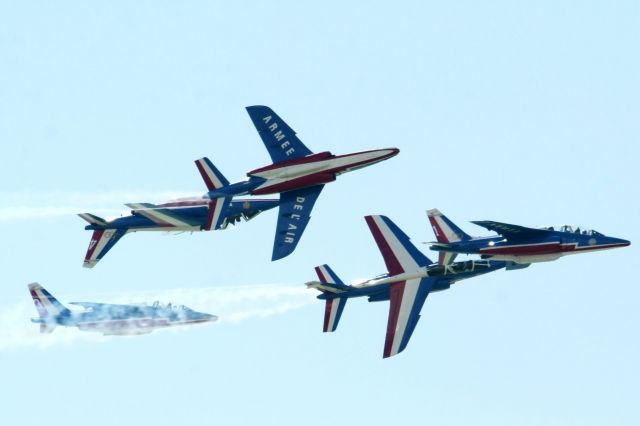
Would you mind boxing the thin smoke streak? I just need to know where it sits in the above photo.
[0,190,196,222]
[0,285,316,351]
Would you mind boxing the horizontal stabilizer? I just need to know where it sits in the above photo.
[78,213,108,227]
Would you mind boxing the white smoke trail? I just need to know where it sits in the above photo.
[0,190,196,222]
[0,284,316,351]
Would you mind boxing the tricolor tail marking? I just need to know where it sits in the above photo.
[313,265,348,332]
[427,209,470,243]
[28,283,70,319]
[82,229,126,268]
[195,157,230,191]
[384,277,432,358]
[314,264,346,286]
[323,297,347,332]
[365,215,432,275]
[205,197,232,231]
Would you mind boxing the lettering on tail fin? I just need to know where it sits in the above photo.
[262,115,296,157]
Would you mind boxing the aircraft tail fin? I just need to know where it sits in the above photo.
[306,265,349,332]
[195,157,230,191]
[427,209,471,243]
[365,215,433,275]
[78,213,108,228]
[28,283,70,331]
[39,323,56,334]
[82,229,127,268]
[322,297,347,333]
[314,264,348,287]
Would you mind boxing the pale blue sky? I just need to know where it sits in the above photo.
[1,1,639,425]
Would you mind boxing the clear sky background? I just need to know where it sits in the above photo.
[1,1,638,425]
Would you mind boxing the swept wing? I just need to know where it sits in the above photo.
[246,105,313,163]
[385,277,433,358]
[271,185,324,261]
[471,220,551,240]
[365,215,433,357]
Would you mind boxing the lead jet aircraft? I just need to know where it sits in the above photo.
[306,215,514,358]
[79,197,279,268]
[28,283,217,335]
[198,105,399,260]
[427,208,630,264]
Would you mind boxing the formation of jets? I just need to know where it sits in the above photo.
[22,105,630,357]
[306,211,629,357]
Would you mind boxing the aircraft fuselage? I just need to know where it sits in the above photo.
[430,234,630,264]
[208,148,399,198]
[33,306,217,336]
[313,259,507,302]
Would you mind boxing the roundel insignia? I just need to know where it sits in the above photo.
[243,201,251,209]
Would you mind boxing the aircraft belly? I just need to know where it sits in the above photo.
[250,162,330,180]
[487,254,562,263]
[250,152,387,180]
[480,242,561,256]
[77,318,169,334]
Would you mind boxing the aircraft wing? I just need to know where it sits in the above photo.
[384,277,433,358]
[471,220,551,240]
[365,215,432,275]
[271,185,324,261]
[246,105,313,163]
[126,203,202,228]
[81,228,127,268]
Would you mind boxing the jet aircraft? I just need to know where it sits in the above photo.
[306,215,514,358]
[427,208,630,264]
[28,283,217,335]
[79,197,279,268]
[197,105,399,260]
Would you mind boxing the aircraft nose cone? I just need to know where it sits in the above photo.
[204,314,218,322]
[610,237,630,248]
[383,148,400,158]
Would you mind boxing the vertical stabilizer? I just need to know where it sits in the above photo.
[28,283,70,333]
[311,265,348,332]
[195,157,230,191]
[427,209,471,243]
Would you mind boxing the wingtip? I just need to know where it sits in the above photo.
[245,105,269,112]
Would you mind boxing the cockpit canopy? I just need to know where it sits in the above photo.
[151,301,193,312]
[542,225,603,236]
